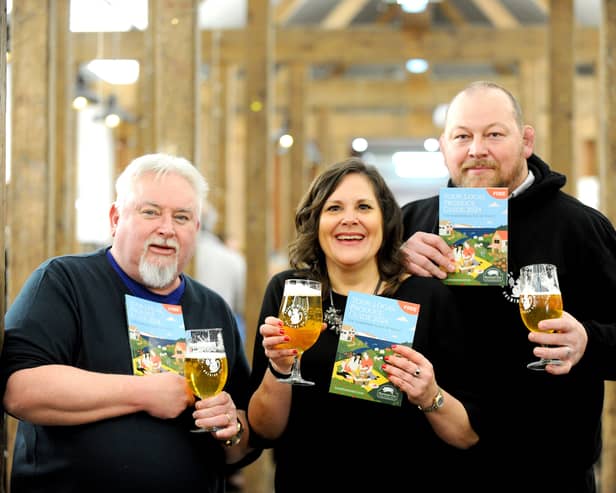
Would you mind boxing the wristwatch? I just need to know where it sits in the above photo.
[223,419,244,447]
[418,387,444,413]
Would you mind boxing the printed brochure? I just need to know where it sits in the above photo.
[125,294,186,375]
[329,291,419,407]
[439,187,508,286]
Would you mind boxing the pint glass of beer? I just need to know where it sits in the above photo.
[184,328,228,431]
[277,278,323,386]
[518,263,563,370]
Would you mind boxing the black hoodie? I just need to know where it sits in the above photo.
[402,154,616,492]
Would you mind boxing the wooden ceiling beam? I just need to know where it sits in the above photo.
[72,26,598,65]
[472,0,519,28]
[321,0,370,29]
[274,0,307,25]
[202,74,520,109]
[201,26,598,64]
[437,1,467,28]
[307,76,519,108]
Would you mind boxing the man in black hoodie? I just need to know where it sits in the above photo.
[401,81,616,493]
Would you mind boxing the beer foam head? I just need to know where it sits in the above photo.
[284,280,321,296]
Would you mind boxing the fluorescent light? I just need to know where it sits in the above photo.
[86,59,140,85]
[392,151,449,179]
[70,0,148,32]
[398,0,429,14]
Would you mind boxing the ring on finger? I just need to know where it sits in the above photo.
[413,367,421,377]
[225,412,233,425]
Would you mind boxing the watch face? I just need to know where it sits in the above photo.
[436,392,444,408]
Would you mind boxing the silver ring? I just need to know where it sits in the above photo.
[413,367,421,377]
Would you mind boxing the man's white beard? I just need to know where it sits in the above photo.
[139,254,178,289]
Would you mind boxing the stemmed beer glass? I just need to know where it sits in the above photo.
[276,279,323,386]
[518,263,564,371]
[184,328,228,432]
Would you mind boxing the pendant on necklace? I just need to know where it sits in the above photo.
[324,302,343,334]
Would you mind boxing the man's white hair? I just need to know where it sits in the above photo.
[115,153,209,217]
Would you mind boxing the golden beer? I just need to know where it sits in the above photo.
[184,353,228,399]
[519,292,563,332]
[277,281,323,355]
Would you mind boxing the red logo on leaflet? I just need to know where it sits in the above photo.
[163,304,183,315]
[487,187,508,199]
[398,301,420,315]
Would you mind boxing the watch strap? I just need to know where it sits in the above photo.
[222,419,243,447]
[418,387,444,413]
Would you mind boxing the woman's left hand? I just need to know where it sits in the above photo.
[381,344,440,410]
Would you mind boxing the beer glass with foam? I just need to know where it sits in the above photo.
[184,328,228,431]
[277,279,323,386]
[518,263,563,370]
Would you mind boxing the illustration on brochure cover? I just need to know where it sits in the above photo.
[329,291,419,407]
[439,187,508,286]
[125,294,186,376]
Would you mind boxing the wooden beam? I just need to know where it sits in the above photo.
[200,26,599,64]
[72,26,599,66]
[321,0,370,29]
[547,0,574,191]
[0,1,8,489]
[243,0,273,394]
[241,2,275,490]
[288,62,307,219]
[600,3,616,488]
[437,1,467,27]
[274,0,306,24]
[72,30,144,62]
[306,76,519,108]
[149,0,199,159]
[471,0,519,28]
[52,0,77,257]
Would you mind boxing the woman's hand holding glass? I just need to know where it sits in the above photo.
[273,279,323,386]
[260,315,299,377]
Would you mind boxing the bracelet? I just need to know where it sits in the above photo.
[222,419,243,448]
[268,360,291,379]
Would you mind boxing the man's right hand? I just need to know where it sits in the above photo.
[142,372,195,419]
[401,231,456,279]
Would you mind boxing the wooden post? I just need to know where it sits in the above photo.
[242,0,275,491]
[149,0,199,161]
[599,1,616,492]
[7,1,57,489]
[0,1,7,491]
[51,0,77,256]
[288,62,307,217]
[547,0,574,193]
[148,0,199,276]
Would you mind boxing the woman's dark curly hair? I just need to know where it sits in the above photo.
[288,157,406,296]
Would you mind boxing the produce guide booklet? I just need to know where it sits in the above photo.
[329,291,419,407]
[125,294,186,375]
[439,187,508,286]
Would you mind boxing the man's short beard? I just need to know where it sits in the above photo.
[139,255,178,289]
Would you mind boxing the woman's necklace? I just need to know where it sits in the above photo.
[324,278,382,334]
